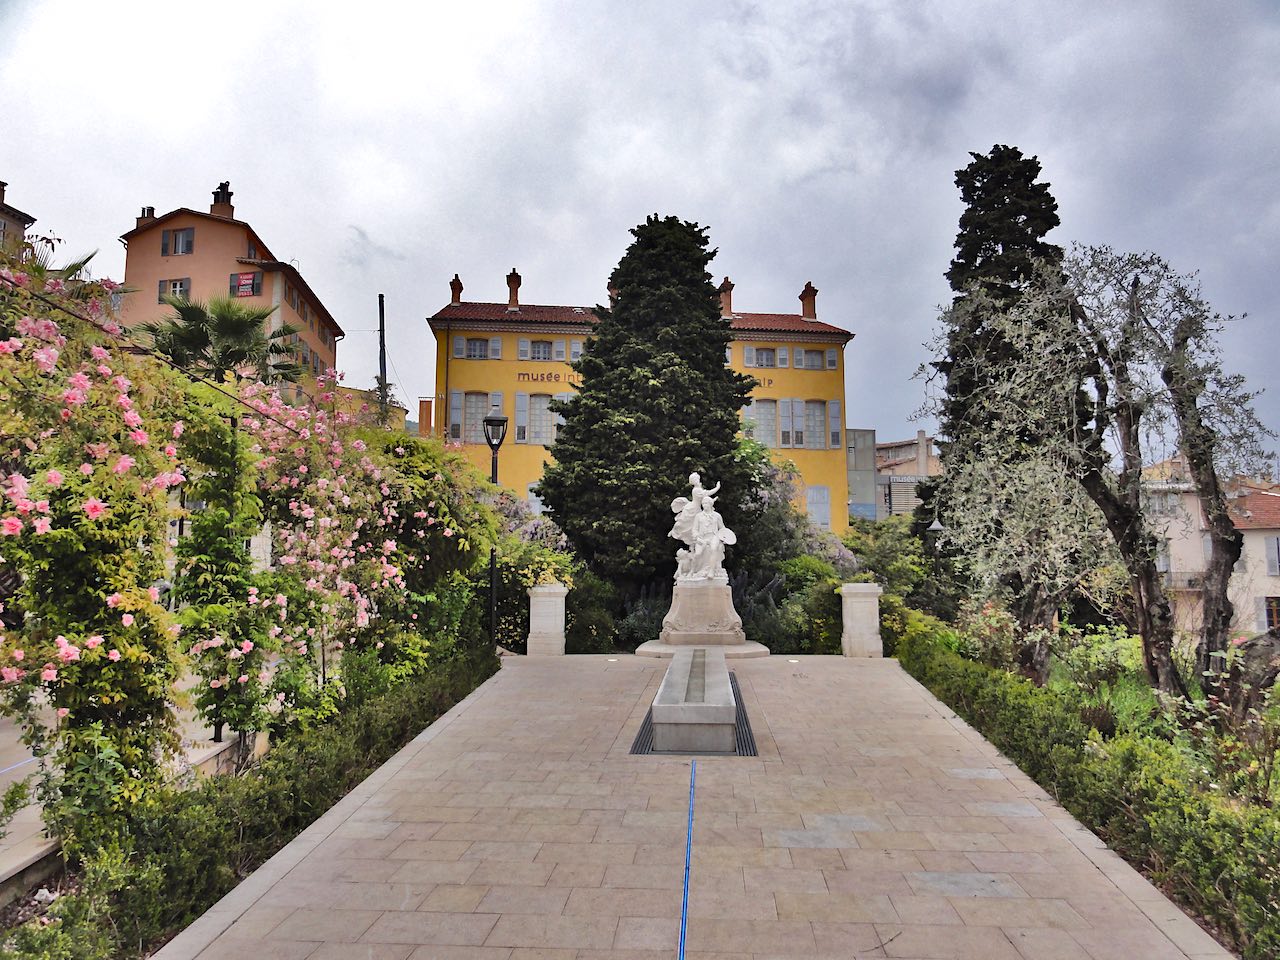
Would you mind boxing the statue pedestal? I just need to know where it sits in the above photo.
[635,579,769,659]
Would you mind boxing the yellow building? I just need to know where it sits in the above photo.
[426,270,853,531]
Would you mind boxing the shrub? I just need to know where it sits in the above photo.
[614,584,670,651]
[898,623,1280,959]
[566,569,616,654]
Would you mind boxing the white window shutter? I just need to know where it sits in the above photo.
[571,340,583,360]
[1268,536,1280,576]
[489,337,502,359]
[792,399,806,446]
[796,348,808,369]
[780,399,793,447]
[488,392,503,419]
[826,348,838,370]
[448,390,463,439]
[1259,597,1269,632]
[777,347,788,368]
[554,339,566,361]
[744,346,755,367]
[518,338,530,360]
[515,393,529,442]
[554,392,571,426]
[453,336,465,359]
[828,399,841,448]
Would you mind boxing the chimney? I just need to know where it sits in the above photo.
[718,277,735,318]
[449,273,464,305]
[210,181,235,218]
[916,429,928,476]
[799,281,818,320]
[506,268,521,311]
[136,206,156,229]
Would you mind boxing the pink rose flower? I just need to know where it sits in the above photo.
[209,678,222,688]
[0,666,21,683]
[1,517,22,536]
[45,469,63,487]
[82,497,107,520]
[147,586,160,602]
[32,517,50,534]
[237,675,249,684]
[56,707,69,719]
[121,613,135,627]
[85,636,103,649]
[106,593,122,608]
[172,421,185,438]
[112,455,135,475]
[79,463,93,476]
[107,649,121,662]
[40,664,57,682]
[11,650,23,661]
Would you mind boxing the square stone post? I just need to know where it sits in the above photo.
[840,582,883,657]
[526,582,568,656]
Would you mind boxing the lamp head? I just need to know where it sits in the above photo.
[483,408,508,451]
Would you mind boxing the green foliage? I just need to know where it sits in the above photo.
[899,624,1280,959]
[143,295,300,384]
[538,215,755,591]
[476,535,578,654]
[566,568,617,654]
[614,584,670,651]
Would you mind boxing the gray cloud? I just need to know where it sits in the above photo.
[1,0,1276,450]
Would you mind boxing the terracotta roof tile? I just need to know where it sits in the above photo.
[1231,491,1280,530]
[430,302,851,338]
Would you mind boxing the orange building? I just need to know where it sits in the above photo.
[0,180,36,249]
[118,182,343,395]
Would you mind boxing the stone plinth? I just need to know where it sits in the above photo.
[840,582,883,657]
[651,647,736,753]
[635,578,769,658]
[526,582,568,656]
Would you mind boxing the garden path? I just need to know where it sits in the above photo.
[156,655,1234,960]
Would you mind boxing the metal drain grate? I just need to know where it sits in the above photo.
[630,672,758,756]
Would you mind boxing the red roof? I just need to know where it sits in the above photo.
[430,302,851,339]
[1232,491,1280,530]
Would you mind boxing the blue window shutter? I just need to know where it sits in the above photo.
[826,348,838,370]
[518,338,530,360]
[792,399,806,445]
[828,399,841,448]
[515,393,529,442]
[554,339,566,361]
[489,336,502,359]
[795,348,806,369]
[489,391,503,416]
[161,230,170,256]
[778,346,789,368]
[453,336,465,359]
[186,228,194,254]
[744,346,755,367]
[1268,536,1280,576]
[448,390,463,440]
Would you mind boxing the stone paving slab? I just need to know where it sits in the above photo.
[156,656,1237,960]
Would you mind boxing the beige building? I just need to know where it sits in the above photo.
[1146,459,1280,635]
[0,181,36,249]
[874,429,941,519]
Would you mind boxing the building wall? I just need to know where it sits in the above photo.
[119,212,339,378]
[431,327,851,531]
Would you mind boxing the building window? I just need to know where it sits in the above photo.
[795,349,823,370]
[571,339,583,361]
[529,394,554,444]
[247,239,258,259]
[229,271,263,297]
[466,338,489,360]
[1266,597,1280,629]
[806,486,831,529]
[157,277,191,302]
[804,400,826,449]
[161,227,195,256]
[531,340,553,360]
[463,392,489,443]
[748,399,777,448]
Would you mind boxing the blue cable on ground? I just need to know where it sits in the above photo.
[679,759,696,960]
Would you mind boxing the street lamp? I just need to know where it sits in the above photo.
[483,407,508,648]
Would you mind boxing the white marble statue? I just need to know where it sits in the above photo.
[669,473,736,581]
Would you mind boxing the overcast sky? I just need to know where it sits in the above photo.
[2,0,1277,448]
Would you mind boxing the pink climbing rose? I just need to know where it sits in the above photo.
[0,517,22,536]
[107,649,121,662]
[82,497,107,520]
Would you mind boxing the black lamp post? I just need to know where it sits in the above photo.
[483,407,509,647]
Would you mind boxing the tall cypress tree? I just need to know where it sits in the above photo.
[938,145,1063,444]
[538,215,755,591]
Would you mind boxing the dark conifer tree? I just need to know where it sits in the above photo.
[938,144,1063,446]
[537,216,755,591]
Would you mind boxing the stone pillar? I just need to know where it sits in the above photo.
[840,583,883,657]
[526,582,568,656]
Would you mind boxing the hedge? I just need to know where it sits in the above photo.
[898,615,1280,960]
[1,653,498,959]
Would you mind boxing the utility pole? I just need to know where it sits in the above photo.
[377,293,389,426]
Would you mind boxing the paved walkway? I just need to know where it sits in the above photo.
[157,656,1233,960]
